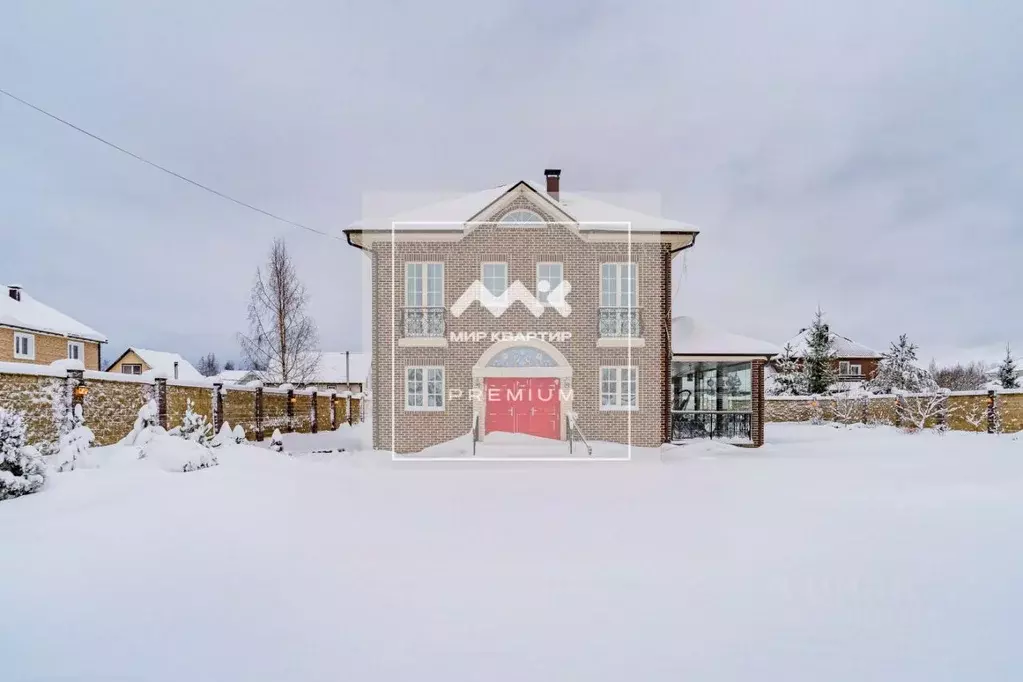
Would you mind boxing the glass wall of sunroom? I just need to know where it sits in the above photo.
[670,361,753,442]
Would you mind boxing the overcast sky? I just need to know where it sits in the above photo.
[2,1,1021,368]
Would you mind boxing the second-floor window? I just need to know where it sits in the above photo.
[536,262,563,304]
[68,341,84,361]
[13,333,34,359]
[404,262,444,337]
[482,262,508,299]
[599,263,639,337]
[838,361,862,377]
[122,364,143,375]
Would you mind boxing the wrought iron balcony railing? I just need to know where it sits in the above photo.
[598,307,641,338]
[403,306,445,337]
[670,411,752,442]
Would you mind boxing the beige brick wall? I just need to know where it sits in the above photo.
[0,327,102,370]
[263,391,289,433]
[315,394,333,431]
[85,377,153,445]
[167,384,214,431]
[368,209,671,453]
[0,371,66,448]
[222,388,257,440]
[946,394,989,432]
[293,393,312,433]
[997,393,1023,433]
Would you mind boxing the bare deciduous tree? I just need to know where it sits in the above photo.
[239,238,320,384]
[896,392,949,432]
[929,361,987,391]
[197,353,220,377]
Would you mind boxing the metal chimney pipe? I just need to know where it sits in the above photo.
[173,361,179,380]
[345,351,350,391]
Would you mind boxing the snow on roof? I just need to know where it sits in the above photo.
[0,285,106,342]
[347,180,699,234]
[128,348,204,381]
[209,369,258,384]
[671,317,781,357]
[782,329,882,359]
[262,352,370,385]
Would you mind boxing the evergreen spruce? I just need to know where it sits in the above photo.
[0,407,47,500]
[770,343,809,395]
[868,334,936,394]
[998,345,1019,389]
[804,308,837,395]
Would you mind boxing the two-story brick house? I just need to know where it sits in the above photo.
[345,170,777,453]
[776,327,882,383]
[0,284,106,370]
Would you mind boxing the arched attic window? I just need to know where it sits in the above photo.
[498,209,545,226]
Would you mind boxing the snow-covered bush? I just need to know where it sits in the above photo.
[54,404,94,472]
[0,408,47,500]
[808,397,826,425]
[896,391,950,432]
[232,425,246,444]
[177,399,212,445]
[121,400,164,447]
[830,390,869,425]
[140,434,219,473]
[210,421,233,448]
[270,428,286,454]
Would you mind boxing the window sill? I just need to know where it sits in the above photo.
[404,407,446,413]
[596,337,646,348]
[13,355,35,361]
[600,406,639,412]
[399,337,448,348]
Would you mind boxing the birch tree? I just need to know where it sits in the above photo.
[239,238,320,384]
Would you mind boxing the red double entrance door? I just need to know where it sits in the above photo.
[485,377,561,440]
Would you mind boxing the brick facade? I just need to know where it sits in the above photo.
[0,326,101,370]
[365,195,673,454]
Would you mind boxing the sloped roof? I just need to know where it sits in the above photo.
[209,369,258,384]
[782,329,882,359]
[262,352,370,385]
[347,180,699,235]
[0,286,106,342]
[108,347,204,380]
[671,316,781,357]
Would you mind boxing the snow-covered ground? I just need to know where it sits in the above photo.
[2,424,1023,680]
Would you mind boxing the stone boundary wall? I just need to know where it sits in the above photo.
[766,390,1023,434]
[0,363,355,447]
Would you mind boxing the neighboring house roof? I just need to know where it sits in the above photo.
[106,347,204,380]
[347,180,700,235]
[0,285,107,342]
[209,369,259,384]
[671,317,781,357]
[781,329,882,359]
[262,352,370,386]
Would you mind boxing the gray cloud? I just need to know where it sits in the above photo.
[1,0,1020,368]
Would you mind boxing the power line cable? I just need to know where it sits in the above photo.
[0,87,339,239]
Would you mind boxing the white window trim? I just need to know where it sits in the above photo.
[67,341,84,361]
[599,366,639,412]
[405,365,445,412]
[404,261,445,308]
[481,261,509,298]
[535,261,563,305]
[498,209,545,226]
[122,364,143,375]
[13,332,35,360]
[599,262,639,308]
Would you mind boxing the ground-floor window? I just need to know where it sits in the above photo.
[671,361,752,441]
[600,366,638,410]
[406,366,444,411]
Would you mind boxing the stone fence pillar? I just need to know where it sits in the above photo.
[255,385,264,441]
[212,383,224,434]
[286,388,295,433]
[155,376,168,430]
[311,391,318,433]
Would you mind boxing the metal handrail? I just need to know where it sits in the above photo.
[472,412,480,457]
[402,306,445,338]
[566,413,592,456]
